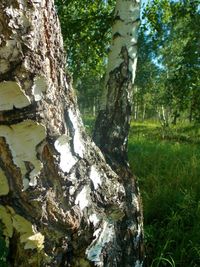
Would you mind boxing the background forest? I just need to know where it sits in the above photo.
[56,0,200,125]
[53,0,200,266]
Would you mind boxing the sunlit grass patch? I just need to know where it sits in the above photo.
[128,121,200,266]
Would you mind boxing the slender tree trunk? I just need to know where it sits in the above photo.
[94,0,140,164]
[93,98,96,117]
[133,86,139,121]
[172,110,179,125]
[0,1,143,267]
[134,103,138,121]
[161,106,166,125]
[94,0,144,265]
[189,104,193,122]
[142,103,146,122]
[160,105,169,127]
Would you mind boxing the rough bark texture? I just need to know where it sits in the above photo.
[0,0,143,267]
[94,0,140,165]
[93,0,144,265]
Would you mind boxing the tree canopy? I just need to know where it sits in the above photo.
[55,0,115,81]
[135,0,200,124]
[56,0,200,124]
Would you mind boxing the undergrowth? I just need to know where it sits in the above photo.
[128,121,200,267]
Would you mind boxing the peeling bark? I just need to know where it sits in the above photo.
[0,0,143,266]
[93,0,144,265]
[94,0,140,164]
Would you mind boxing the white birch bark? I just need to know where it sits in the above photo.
[94,0,141,164]
[0,0,143,266]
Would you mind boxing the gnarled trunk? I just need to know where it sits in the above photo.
[0,0,143,266]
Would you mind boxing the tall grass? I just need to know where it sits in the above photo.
[128,121,200,266]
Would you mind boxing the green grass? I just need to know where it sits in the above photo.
[82,115,95,134]
[128,121,200,267]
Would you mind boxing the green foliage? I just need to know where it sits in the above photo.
[75,75,103,115]
[139,0,200,123]
[55,0,116,113]
[134,27,162,121]
[82,115,95,134]
[128,121,200,266]
[55,0,115,81]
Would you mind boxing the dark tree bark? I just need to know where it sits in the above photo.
[0,0,143,267]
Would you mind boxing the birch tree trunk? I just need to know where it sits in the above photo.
[93,1,143,265]
[0,1,143,267]
[94,0,140,164]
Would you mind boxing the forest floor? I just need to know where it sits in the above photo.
[83,117,200,267]
[128,121,200,267]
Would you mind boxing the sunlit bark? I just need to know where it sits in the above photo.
[94,0,140,164]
